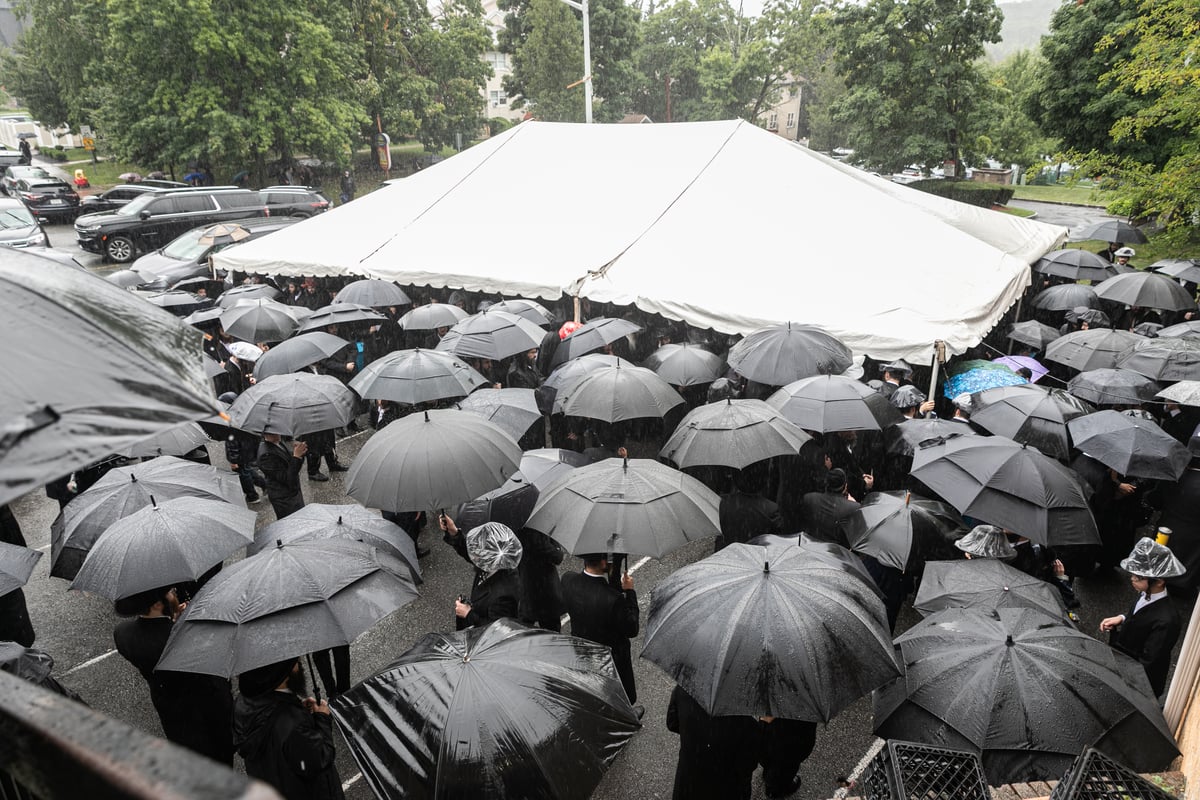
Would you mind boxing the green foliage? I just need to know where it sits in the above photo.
[974,51,1059,177]
[908,179,1014,208]
[829,0,1002,172]
[509,0,586,120]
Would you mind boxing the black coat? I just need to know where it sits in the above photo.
[516,528,565,630]
[716,490,780,551]
[445,531,521,630]
[506,360,543,390]
[257,439,305,518]
[113,616,234,764]
[1157,468,1200,592]
[1110,596,1182,696]
[234,691,344,800]
[800,492,860,547]
[666,686,761,800]
[561,571,640,702]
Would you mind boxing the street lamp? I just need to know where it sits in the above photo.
[558,0,593,123]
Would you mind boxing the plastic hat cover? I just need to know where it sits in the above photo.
[954,525,1017,560]
[1120,537,1186,579]
[465,522,523,575]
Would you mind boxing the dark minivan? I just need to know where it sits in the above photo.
[75,186,267,262]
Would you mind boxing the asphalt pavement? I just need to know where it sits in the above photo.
[23,211,1185,800]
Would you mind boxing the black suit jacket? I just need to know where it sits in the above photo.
[1111,595,1181,696]
[717,491,781,550]
[800,492,860,547]
[561,571,640,701]
[256,440,304,516]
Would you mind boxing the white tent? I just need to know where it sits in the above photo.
[217,120,1066,362]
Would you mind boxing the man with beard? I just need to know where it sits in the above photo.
[235,658,344,800]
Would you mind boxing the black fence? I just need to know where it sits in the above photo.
[857,740,991,800]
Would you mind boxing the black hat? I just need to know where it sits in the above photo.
[238,658,298,698]
[880,359,914,375]
[825,468,847,493]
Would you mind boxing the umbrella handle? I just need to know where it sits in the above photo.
[306,652,322,704]
[926,340,946,417]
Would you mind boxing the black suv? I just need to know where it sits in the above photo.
[14,178,81,222]
[79,184,166,215]
[75,186,268,262]
[259,186,331,217]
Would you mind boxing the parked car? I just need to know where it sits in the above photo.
[79,184,169,215]
[74,186,268,263]
[1,165,51,196]
[133,216,299,290]
[0,144,27,168]
[13,178,81,222]
[0,198,50,248]
[258,186,331,217]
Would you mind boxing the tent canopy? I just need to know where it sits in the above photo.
[218,120,1065,361]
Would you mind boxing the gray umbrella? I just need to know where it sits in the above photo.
[349,348,487,405]
[50,456,244,580]
[489,298,554,326]
[334,279,411,308]
[156,538,420,677]
[1157,320,1200,341]
[885,418,977,457]
[249,503,421,583]
[399,302,469,331]
[219,298,300,343]
[1067,410,1191,481]
[1030,284,1099,312]
[347,409,522,512]
[216,284,282,308]
[1044,329,1145,372]
[227,372,357,437]
[298,303,387,334]
[550,317,643,368]
[1151,258,1200,285]
[913,559,1069,619]
[69,496,256,600]
[968,384,1093,460]
[1072,219,1148,244]
[1116,337,1200,382]
[1157,380,1200,407]
[107,269,148,289]
[541,353,633,414]
[436,309,546,361]
[141,290,213,316]
[0,541,41,598]
[1095,272,1197,312]
[660,399,812,469]
[1067,368,1161,406]
[185,306,225,327]
[456,388,542,441]
[766,374,903,432]
[526,457,720,557]
[1033,249,1119,283]
[643,343,727,387]
[557,362,684,422]
[1007,321,1061,351]
[727,323,853,386]
[253,332,350,380]
[118,421,210,458]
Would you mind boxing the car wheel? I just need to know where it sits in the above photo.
[289,212,310,219]
[105,235,135,263]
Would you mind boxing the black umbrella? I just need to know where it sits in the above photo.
[1116,337,1200,382]
[490,298,554,326]
[156,538,420,677]
[766,374,903,432]
[1067,368,1161,406]
[1133,321,1163,337]
[298,302,386,334]
[1030,284,1099,312]
[1151,258,1200,284]
[526,457,720,558]
[912,558,1069,619]
[1033,249,1119,282]
[329,619,640,800]
[69,496,256,601]
[1073,219,1148,244]
[550,317,643,368]
[226,372,357,437]
[219,298,300,343]
[333,279,411,308]
[185,306,225,327]
[873,607,1177,785]
[347,409,522,512]
[556,362,684,423]
[659,399,811,469]
[0,642,76,697]
[456,449,591,531]
[643,343,726,387]
[0,250,220,508]
[51,455,244,580]
[642,542,898,720]
[398,302,469,331]
[884,418,977,457]
[967,384,1093,460]
[843,491,965,572]
[107,269,148,289]
[252,332,350,380]
[0,541,41,598]
[216,284,282,307]
[726,323,853,386]
[1067,410,1191,481]
[1157,320,1200,340]
[249,503,421,583]
[349,347,488,405]
[456,387,542,441]
[141,290,213,317]
[1064,307,1112,328]
[1095,272,1197,312]
[1007,320,1061,350]
[436,309,546,361]
[1045,329,1145,372]
[540,353,633,414]
[910,435,1099,547]
[118,420,210,458]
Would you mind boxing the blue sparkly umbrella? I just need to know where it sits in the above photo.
[944,367,1028,399]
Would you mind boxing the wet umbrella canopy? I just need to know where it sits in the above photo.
[843,491,965,572]
[1116,337,1200,382]
[118,421,210,459]
[0,541,41,598]
[1030,284,1099,312]
[219,298,300,343]
[464,522,523,575]
[227,372,357,437]
[456,388,542,441]
[1095,272,1197,312]
[350,348,488,406]
[642,542,898,720]
[156,538,419,677]
[329,619,640,800]
[1158,320,1200,341]
[1067,410,1191,481]
[1068,368,1161,406]
[298,303,387,333]
[1151,258,1200,285]
[885,418,977,457]
[1007,320,1061,351]
[727,323,853,386]
[0,250,220,507]
[913,559,1069,620]
[967,384,1093,461]
[436,309,546,361]
[1073,219,1149,244]
[490,298,554,326]
[526,457,720,558]
[660,399,812,469]
[398,302,469,331]
[540,354,633,414]
[333,279,411,308]
[557,362,684,423]
[873,607,1178,785]
[767,374,903,432]
[550,317,643,368]
[643,343,726,387]
[1045,329,1145,372]
[1064,307,1112,328]
[1033,249,1119,283]
[253,332,350,380]
[216,284,283,308]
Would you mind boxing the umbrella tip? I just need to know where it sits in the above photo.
[424,410,430,422]
[337,516,343,525]
[150,495,157,508]
[1005,634,1014,647]
[276,539,283,549]
[763,561,770,574]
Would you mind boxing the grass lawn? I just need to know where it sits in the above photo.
[994,204,1036,218]
[1010,183,1117,207]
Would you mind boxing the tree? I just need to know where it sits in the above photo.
[974,50,1059,177]
[829,0,1002,172]
[507,0,586,120]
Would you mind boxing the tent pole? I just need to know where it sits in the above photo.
[573,295,581,324]
[926,340,946,417]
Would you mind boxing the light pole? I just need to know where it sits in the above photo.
[558,0,593,123]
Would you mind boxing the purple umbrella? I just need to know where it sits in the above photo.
[992,356,1048,383]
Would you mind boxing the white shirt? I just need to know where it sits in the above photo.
[1133,587,1168,615]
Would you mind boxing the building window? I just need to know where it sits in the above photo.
[767,113,778,130]
[486,52,507,71]
[786,112,796,129]
[490,90,508,107]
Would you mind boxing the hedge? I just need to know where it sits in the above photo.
[908,179,1014,208]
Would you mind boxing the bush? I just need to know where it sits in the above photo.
[908,179,1015,208]
[52,152,68,162]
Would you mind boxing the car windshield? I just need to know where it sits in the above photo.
[0,205,36,229]
[161,228,212,261]
[117,194,157,216]
[12,168,48,181]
